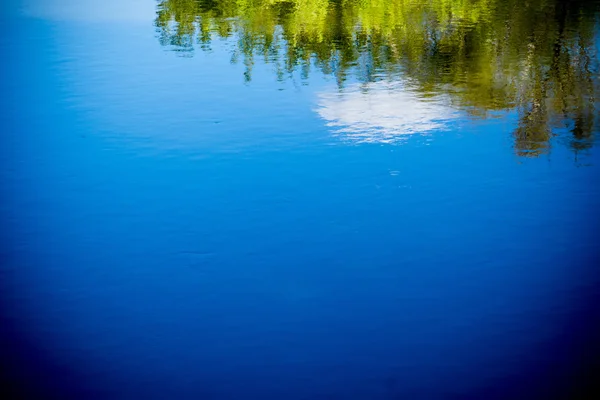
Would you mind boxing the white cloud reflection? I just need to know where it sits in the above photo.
[316,81,458,143]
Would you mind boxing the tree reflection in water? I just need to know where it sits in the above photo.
[155,0,600,156]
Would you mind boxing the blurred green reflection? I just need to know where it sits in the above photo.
[155,0,600,156]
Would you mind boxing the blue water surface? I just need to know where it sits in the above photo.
[1,1,600,399]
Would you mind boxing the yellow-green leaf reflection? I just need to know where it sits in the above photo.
[155,0,600,156]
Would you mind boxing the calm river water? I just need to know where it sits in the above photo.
[2,0,600,399]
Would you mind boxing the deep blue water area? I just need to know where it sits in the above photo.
[2,1,600,399]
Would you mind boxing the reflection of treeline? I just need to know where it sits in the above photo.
[155,0,600,156]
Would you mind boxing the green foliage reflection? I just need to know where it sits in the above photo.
[155,0,600,156]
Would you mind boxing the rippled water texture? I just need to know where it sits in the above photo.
[2,0,600,399]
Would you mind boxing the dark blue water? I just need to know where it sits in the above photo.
[2,1,600,399]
